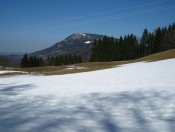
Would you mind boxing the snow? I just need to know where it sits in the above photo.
[77,33,86,37]
[0,70,17,74]
[80,33,86,37]
[85,41,92,44]
[0,70,27,75]
[65,65,87,70]
[0,59,175,132]
[57,44,63,49]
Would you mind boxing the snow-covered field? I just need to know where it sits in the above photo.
[0,59,175,132]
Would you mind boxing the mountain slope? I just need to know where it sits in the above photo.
[32,33,104,61]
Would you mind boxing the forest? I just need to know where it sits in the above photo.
[90,23,175,62]
[20,54,82,67]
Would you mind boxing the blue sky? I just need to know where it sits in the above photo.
[0,0,175,53]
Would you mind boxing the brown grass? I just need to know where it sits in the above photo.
[1,49,175,77]
[136,49,175,62]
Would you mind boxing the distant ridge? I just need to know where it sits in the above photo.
[0,52,25,56]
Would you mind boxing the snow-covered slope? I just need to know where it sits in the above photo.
[0,59,175,132]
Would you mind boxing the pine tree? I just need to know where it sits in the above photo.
[20,54,29,67]
[147,33,154,54]
[55,56,60,66]
[90,39,98,62]
[39,57,44,66]
[140,28,149,56]
[77,54,82,63]
[153,27,163,53]
[89,22,175,62]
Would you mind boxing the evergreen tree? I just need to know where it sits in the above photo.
[46,54,82,66]
[55,56,60,66]
[153,27,163,53]
[140,28,149,56]
[147,33,154,54]
[90,39,98,62]
[39,57,44,66]
[77,54,82,63]
[20,54,29,67]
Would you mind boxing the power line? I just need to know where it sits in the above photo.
[19,0,170,30]
[43,5,175,31]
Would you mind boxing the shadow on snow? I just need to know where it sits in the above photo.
[0,84,175,132]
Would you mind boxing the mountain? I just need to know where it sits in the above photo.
[31,33,105,61]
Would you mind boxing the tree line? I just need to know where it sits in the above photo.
[46,54,82,66]
[20,54,82,67]
[20,54,44,67]
[90,22,175,62]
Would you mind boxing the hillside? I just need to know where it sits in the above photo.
[136,49,175,61]
[31,33,104,61]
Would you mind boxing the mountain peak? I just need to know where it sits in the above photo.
[75,33,86,37]
[65,33,87,41]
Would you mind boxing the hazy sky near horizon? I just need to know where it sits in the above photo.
[0,0,175,53]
